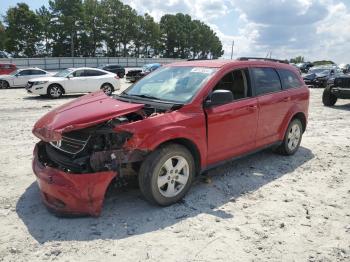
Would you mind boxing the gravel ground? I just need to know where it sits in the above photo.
[0,82,349,262]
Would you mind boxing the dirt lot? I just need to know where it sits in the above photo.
[0,83,349,262]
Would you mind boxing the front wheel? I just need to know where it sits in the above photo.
[275,119,303,155]
[322,86,337,106]
[0,80,9,89]
[47,84,63,99]
[138,144,195,206]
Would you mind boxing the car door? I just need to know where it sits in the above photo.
[85,69,108,92]
[65,69,89,93]
[13,70,33,86]
[252,67,291,148]
[205,68,259,165]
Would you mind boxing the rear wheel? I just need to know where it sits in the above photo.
[47,84,63,99]
[0,80,9,89]
[275,119,303,155]
[101,83,114,96]
[322,86,337,106]
[138,144,195,206]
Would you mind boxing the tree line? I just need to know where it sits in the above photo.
[0,0,224,59]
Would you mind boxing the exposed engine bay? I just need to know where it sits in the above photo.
[37,105,169,176]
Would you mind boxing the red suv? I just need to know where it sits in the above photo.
[0,63,17,75]
[32,58,309,216]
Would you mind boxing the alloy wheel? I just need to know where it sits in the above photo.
[49,86,62,98]
[102,85,112,95]
[157,156,189,198]
[287,123,301,151]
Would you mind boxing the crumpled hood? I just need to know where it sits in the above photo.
[33,91,144,142]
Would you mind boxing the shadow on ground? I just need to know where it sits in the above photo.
[16,146,314,243]
[22,94,84,101]
[328,103,350,111]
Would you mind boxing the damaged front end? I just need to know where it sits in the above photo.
[33,112,151,216]
[31,92,171,216]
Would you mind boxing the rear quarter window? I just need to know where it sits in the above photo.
[277,69,303,89]
[251,67,282,95]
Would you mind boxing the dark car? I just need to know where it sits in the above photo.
[32,57,309,216]
[126,63,161,82]
[303,67,341,88]
[98,64,125,78]
[296,62,314,73]
[323,75,350,106]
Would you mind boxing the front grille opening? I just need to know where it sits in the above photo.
[50,131,90,155]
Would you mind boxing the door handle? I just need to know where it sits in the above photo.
[247,105,258,111]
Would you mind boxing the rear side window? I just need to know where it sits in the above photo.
[85,70,106,76]
[278,69,303,89]
[251,68,282,95]
[31,70,46,75]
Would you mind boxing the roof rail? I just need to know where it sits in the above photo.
[237,57,289,64]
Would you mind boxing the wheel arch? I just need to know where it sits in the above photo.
[101,82,114,91]
[291,112,307,133]
[48,83,65,94]
[155,138,202,176]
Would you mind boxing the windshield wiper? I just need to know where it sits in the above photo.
[124,94,160,100]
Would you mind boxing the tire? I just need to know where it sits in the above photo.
[138,144,195,206]
[47,84,63,99]
[322,86,337,106]
[0,80,9,89]
[275,119,303,156]
[101,83,114,96]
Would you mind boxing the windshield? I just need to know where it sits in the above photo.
[54,68,74,77]
[123,66,217,103]
[308,69,330,74]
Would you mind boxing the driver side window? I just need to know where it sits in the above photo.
[72,70,85,77]
[213,69,251,100]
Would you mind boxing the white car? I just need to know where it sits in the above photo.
[0,68,51,88]
[26,67,121,98]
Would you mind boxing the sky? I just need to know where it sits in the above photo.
[1,0,350,63]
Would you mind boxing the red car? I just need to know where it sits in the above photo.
[32,58,309,216]
[0,63,17,75]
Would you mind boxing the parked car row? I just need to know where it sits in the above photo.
[0,62,163,98]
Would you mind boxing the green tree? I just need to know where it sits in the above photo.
[290,56,304,64]
[100,0,123,56]
[0,21,6,51]
[36,5,52,56]
[4,3,41,57]
[49,0,83,56]
[80,0,104,56]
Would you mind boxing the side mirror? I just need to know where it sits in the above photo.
[205,89,234,107]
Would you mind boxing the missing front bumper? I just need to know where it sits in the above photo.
[32,144,117,216]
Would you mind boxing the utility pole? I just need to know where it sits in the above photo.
[230,40,234,59]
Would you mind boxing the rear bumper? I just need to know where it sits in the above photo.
[331,87,350,99]
[32,144,117,216]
